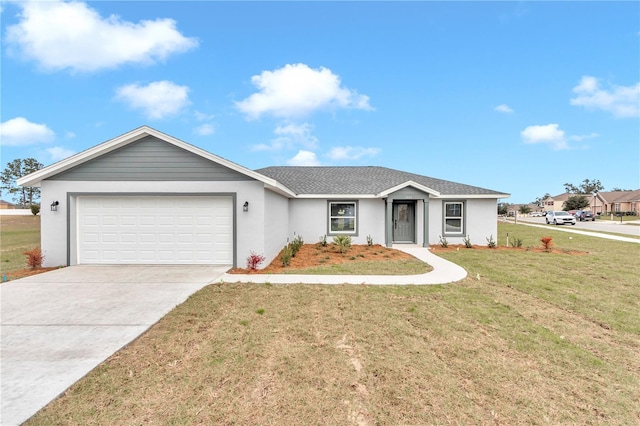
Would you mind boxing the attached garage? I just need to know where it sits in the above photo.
[77,195,233,265]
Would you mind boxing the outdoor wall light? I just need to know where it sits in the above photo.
[243,201,249,212]
[50,201,59,212]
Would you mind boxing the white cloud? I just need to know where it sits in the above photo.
[494,104,514,114]
[0,117,55,146]
[5,0,197,72]
[115,81,190,119]
[570,76,640,118]
[521,124,569,150]
[326,146,381,161]
[193,123,214,136]
[287,150,320,166]
[64,131,76,139]
[236,63,373,119]
[252,121,318,151]
[47,146,76,162]
[194,111,215,121]
[569,132,599,142]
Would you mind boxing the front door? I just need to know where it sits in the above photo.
[393,202,415,242]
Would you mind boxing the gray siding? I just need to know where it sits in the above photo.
[388,187,429,200]
[49,136,254,181]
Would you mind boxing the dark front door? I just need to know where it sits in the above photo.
[393,202,415,242]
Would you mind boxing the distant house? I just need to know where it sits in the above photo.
[542,193,573,212]
[0,200,16,210]
[17,126,509,268]
[596,190,640,215]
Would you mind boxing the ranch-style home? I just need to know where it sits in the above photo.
[18,126,509,269]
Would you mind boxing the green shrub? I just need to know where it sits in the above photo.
[319,235,327,247]
[333,235,352,254]
[280,245,293,266]
[366,235,373,247]
[462,235,472,248]
[486,235,496,248]
[290,235,304,257]
[439,235,448,248]
[30,204,40,216]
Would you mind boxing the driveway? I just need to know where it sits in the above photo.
[1,265,228,426]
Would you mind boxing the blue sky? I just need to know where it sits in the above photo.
[1,1,638,203]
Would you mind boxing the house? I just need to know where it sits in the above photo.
[0,200,16,209]
[17,126,509,268]
[542,193,573,212]
[596,190,640,215]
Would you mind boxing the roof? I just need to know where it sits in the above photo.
[17,126,296,198]
[256,166,509,198]
[597,190,640,203]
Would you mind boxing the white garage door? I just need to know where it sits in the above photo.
[77,196,233,265]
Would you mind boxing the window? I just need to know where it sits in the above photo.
[328,201,357,235]
[443,201,464,236]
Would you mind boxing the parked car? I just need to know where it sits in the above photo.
[530,211,544,217]
[546,211,576,225]
[574,210,595,221]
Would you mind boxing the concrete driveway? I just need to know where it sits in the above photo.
[1,265,228,426]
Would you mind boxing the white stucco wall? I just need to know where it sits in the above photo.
[40,180,266,267]
[428,198,498,245]
[288,198,386,246]
[262,190,289,268]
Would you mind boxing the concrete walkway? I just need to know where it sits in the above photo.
[507,220,640,244]
[221,245,468,285]
[1,265,228,426]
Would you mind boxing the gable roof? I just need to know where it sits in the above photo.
[17,126,295,197]
[597,190,640,204]
[256,166,509,198]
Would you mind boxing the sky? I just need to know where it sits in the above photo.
[1,1,638,204]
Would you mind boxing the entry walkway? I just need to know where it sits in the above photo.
[221,245,468,285]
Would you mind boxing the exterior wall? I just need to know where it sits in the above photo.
[288,198,386,246]
[428,198,497,245]
[40,179,266,268]
[262,190,290,267]
[49,136,253,182]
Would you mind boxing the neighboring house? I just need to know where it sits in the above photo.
[0,200,16,209]
[596,190,640,215]
[17,126,509,268]
[542,193,573,212]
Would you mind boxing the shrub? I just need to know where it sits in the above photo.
[541,236,553,252]
[319,235,327,247]
[512,236,524,248]
[290,235,304,257]
[463,235,472,248]
[280,245,293,266]
[23,247,44,269]
[30,204,40,216]
[439,235,448,248]
[246,251,265,271]
[333,235,352,254]
[366,235,373,247]
[486,235,496,248]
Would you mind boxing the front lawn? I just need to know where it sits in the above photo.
[0,215,42,278]
[25,223,640,425]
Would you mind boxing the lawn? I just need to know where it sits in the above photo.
[23,223,640,425]
[0,215,42,278]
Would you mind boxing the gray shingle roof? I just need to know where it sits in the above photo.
[256,166,507,197]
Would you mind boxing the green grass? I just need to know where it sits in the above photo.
[0,215,41,275]
[596,214,638,222]
[25,223,640,425]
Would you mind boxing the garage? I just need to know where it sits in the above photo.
[77,195,233,265]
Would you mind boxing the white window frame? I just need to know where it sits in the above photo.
[443,201,465,236]
[328,201,358,235]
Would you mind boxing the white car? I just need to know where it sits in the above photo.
[546,211,576,225]
[531,211,544,217]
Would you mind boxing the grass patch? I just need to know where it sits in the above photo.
[277,258,432,275]
[25,224,640,425]
[0,215,41,276]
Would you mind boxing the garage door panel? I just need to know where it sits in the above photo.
[78,196,232,265]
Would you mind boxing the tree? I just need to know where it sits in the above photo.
[497,203,509,215]
[610,187,632,192]
[0,158,43,206]
[519,205,532,214]
[533,193,551,206]
[563,179,604,194]
[563,195,590,211]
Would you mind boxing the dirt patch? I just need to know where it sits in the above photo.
[429,244,587,255]
[230,243,416,274]
[2,267,60,282]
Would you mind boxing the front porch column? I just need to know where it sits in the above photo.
[385,199,393,247]
[423,198,429,247]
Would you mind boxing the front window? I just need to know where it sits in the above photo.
[444,201,464,235]
[615,203,620,212]
[328,201,357,235]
